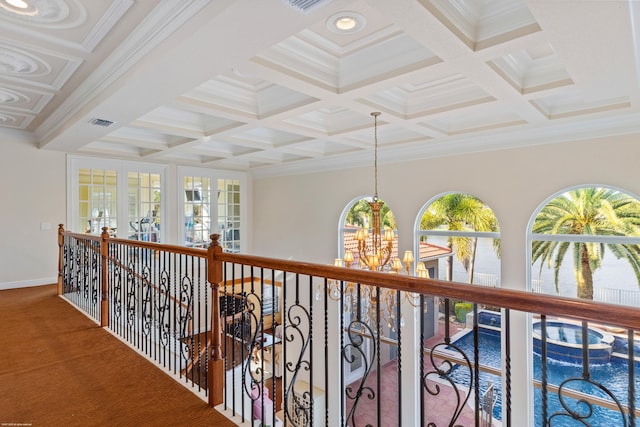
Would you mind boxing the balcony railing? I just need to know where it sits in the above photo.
[58,225,640,426]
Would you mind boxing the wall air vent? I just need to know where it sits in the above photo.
[89,118,115,127]
[283,0,330,13]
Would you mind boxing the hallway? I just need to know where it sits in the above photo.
[0,285,234,427]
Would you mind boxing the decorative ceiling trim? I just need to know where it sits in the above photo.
[36,0,213,144]
[81,0,133,51]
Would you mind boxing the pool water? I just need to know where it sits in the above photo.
[533,322,607,345]
[448,328,639,426]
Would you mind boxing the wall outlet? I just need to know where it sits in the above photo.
[40,222,51,230]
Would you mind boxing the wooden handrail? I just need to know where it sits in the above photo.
[60,228,207,257]
[59,226,640,413]
[59,227,198,313]
[214,251,640,331]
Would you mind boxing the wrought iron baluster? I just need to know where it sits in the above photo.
[283,273,313,427]
[423,341,473,427]
[343,319,376,427]
[505,309,511,427]
[628,329,636,427]
[548,321,628,426]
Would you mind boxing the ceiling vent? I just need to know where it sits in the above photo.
[284,0,330,13]
[89,118,115,127]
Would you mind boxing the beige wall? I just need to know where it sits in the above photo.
[251,133,640,293]
[0,136,66,289]
[4,130,639,293]
[3,129,637,424]
[250,133,640,424]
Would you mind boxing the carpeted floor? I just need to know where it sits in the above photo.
[0,284,235,427]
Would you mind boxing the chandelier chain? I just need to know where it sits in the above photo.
[372,111,380,200]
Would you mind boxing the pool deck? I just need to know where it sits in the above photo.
[423,319,484,426]
[345,318,492,426]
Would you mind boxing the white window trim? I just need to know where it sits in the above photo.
[176,165,248,251]
[67,155,167,241]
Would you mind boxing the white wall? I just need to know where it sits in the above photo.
[0,137,66,289]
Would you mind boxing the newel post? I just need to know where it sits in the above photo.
[208,234,224,407]
[57,224,64,295]
[100,227,110,327]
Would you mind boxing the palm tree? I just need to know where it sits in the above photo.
[531,187,640,300]
[421,193,499,283]
[346,198,396,229]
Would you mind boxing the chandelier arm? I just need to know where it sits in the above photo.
[380,240,393,267]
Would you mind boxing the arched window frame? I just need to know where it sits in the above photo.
[337,195,399,269]
[526,183,640,296]
[414,191,501,284]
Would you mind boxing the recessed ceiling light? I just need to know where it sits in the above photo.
[327,11,366,34]
[6,0,28,8]
[1,0,38,15]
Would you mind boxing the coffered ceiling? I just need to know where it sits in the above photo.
[2,0,640,177]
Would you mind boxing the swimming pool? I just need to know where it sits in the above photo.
[532,321,615,364]
[449,327,637,426]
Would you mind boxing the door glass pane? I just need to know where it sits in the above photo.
[78,168,117,235]
[184,176,212,248]
[128,172,161,242]
[218,179,241,253]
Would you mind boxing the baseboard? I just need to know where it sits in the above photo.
[0,277,57,291]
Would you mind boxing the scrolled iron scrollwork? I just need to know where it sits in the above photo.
[157,270,171,348]
[423,342,473,427]
[343,319,376,427]
[242,292,264,392]
[82,242,91,300]
[74,244,82,295]
[548,377,627,426]
[62,244,71,293]
[125,261,138,329]
[90,245,99,306]
[111,258,123,321]
[283,303,313,427]
[141,265,153,338]
[178,275,193,367]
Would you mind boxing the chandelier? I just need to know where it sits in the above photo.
[352,112,394,271]
[316,112,430,333]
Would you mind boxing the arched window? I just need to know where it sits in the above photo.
[529,185,640,304]
[417,192,501,286]
[416,192,502,424]
[527,186,640,426]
